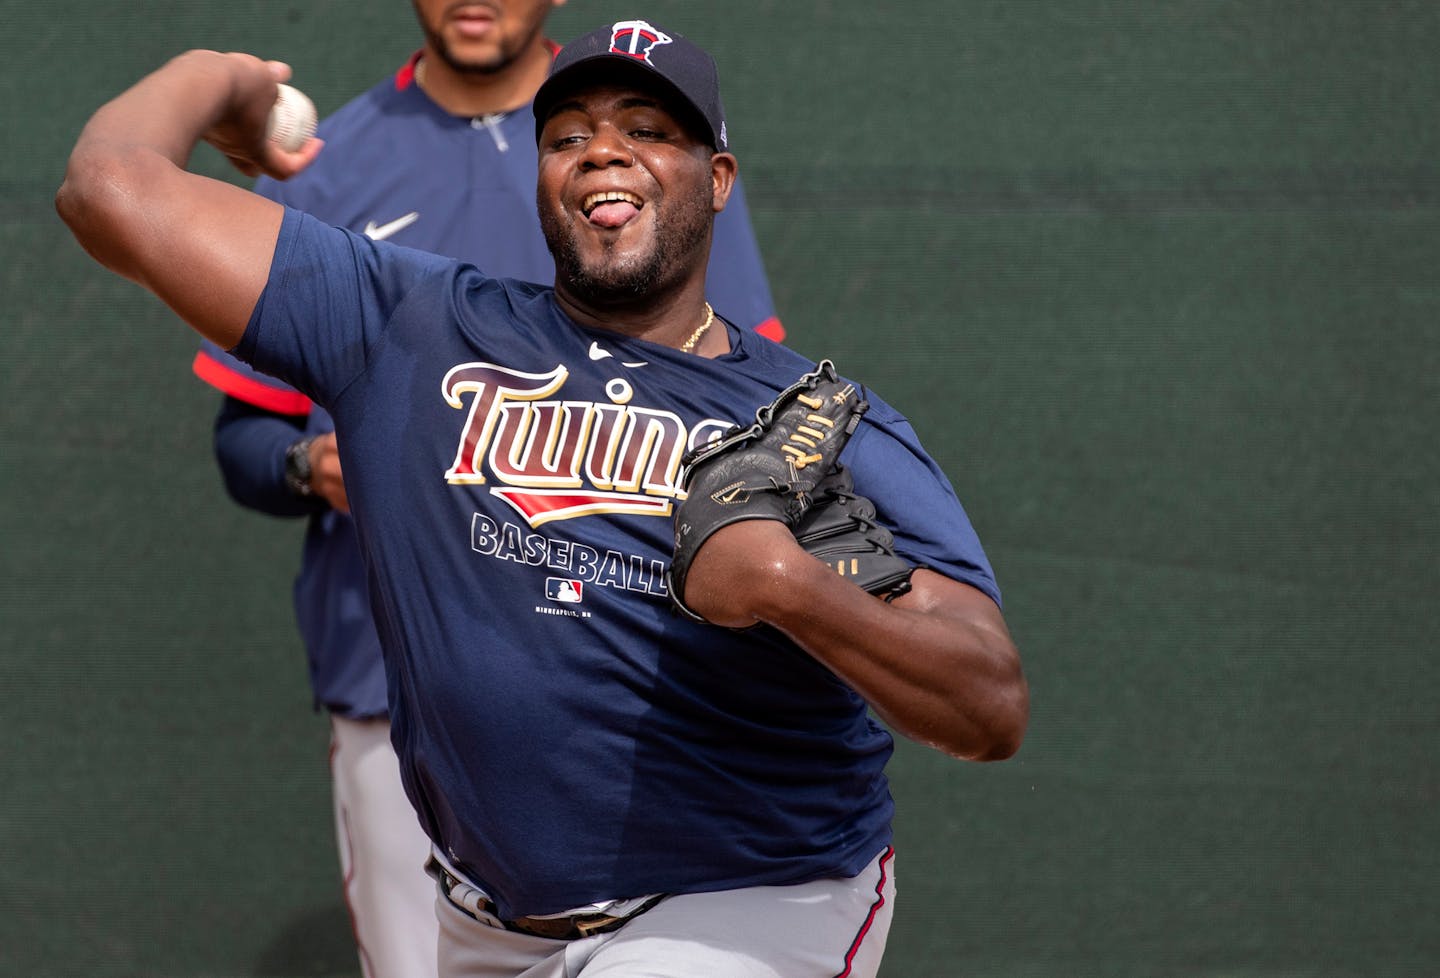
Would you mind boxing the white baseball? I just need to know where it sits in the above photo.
[266,83,317,152]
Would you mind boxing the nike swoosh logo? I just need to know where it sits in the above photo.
[588,342,648,368]
[363,212,420,241]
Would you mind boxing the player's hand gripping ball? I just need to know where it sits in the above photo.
[668,360,902,623]
[266,83,317,152]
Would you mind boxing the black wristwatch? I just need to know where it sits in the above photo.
[284,436,317,498]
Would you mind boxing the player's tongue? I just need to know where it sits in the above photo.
[588,200,640,228]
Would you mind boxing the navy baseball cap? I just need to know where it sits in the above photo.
[533,19,728,151]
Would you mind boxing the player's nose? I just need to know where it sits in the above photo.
[579,122,634,170]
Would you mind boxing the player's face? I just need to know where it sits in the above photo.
[536,82,736,305]
[411,0,561,73]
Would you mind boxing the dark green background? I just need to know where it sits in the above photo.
[3,2,1435,975]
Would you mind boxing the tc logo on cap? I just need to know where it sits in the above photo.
[609,20,672,63]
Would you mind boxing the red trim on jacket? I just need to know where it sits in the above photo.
[192,350,312,416]
[394,51,420,91]
[754,316,786,343]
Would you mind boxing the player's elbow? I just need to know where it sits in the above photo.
[982,686,1030,761]
[967,719,1026,762]
[56,147,158,266]
[57,150,121,235]
[952,671,1030,763]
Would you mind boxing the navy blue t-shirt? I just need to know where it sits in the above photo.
[238,207,998,918]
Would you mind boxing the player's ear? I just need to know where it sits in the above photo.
[710,152,737,214]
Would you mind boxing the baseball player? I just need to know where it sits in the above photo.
[189,3,783,975]
[58,18,1028,978]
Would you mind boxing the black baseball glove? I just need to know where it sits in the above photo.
[667,360,910,623]
[791,464,914,601]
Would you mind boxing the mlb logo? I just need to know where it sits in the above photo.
[546,578,584,603]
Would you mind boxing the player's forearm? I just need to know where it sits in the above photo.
[771,565,1027,762]
[81,51,255,168]
[57,52,259,265]
[690,521,1028,761]
[214,396,315,517]
[56,51,307,353]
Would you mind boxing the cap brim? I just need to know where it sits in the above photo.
[533,55,718,149]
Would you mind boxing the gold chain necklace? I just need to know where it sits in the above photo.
[681,303,714,353]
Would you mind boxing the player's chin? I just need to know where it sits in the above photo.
[437,30,506,69]
[573,215,649,257]
[564,248,664,302]
[545,213,657,290]
[581,255,655,294]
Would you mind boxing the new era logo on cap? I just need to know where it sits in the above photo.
[533,18,728,151]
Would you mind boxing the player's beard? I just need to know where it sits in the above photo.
[425,37,516,75]
[413,1,539,75]
[542,185,714,305]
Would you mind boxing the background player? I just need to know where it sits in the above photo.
[57,19,1026,977]
[188,4,784,975]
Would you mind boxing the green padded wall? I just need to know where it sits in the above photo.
[3,2,1435,975]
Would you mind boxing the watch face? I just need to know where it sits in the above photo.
[286,438,315,496]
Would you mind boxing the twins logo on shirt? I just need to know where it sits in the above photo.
[442,361,731,529]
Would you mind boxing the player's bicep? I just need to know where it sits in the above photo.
[890,568,1006,628]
